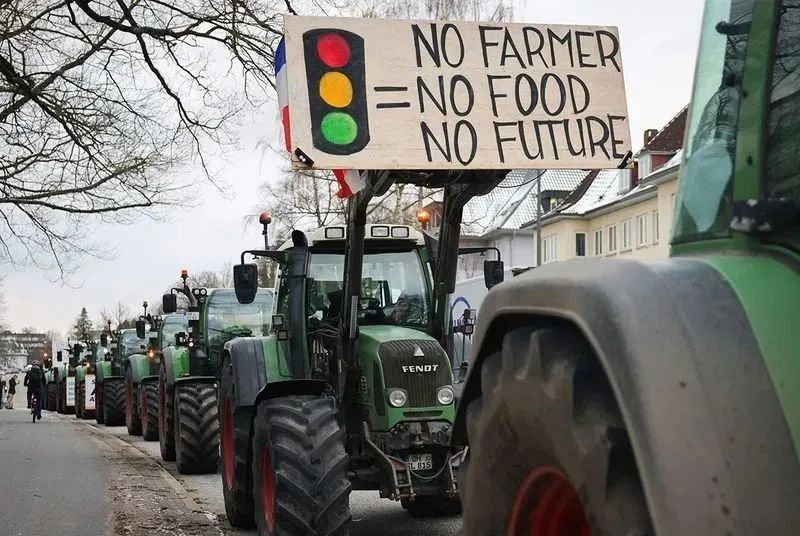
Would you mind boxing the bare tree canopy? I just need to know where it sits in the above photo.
[0,0,287,273]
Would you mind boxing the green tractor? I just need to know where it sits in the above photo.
[120,304,158,436]
[94,324,136,427]
[157,271,273,474]
[126,311,188,441]
[54,344,81,415]
[453,2,800,534]
[44,357,58,412]
[74,342,98,420]
[219,208,497,531]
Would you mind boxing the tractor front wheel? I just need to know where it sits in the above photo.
[219,355,255,528]
[57,383,64,414]
[76,381,84,419]
[252,395,351,536]
[95,381,105,424]
[461,324,653,536]
[103,378,125,426]
[46,383,57,412]
[174,382,219,474]
[141,380,159,441]
[125,368,142,435]
[158,363,175,461]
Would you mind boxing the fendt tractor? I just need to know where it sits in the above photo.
[157,271,273,474]
[44,357,58,412]
[218,205,503,532]
[453,2,800,535]
[74,342,97,420]
[121,304,159,436]
[127,312,187,441]
[95,324,141,427]
[55,344,79,415]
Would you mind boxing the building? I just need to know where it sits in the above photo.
[0,331,51,371]
[522,106,688,264]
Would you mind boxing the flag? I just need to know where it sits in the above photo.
[275,39,291,152]
[277,38,362,198]
[333,169,365,198]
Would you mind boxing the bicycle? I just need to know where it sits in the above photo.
[30,393,37,423]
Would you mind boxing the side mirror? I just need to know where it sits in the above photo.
[162,293,178,314]
[234,263,259,304]
[57,351,63,363]
[135,319,146,339]
[100,333,109,347]
[484,260,505,289]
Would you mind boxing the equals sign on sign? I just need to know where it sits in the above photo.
[374,86,410,109]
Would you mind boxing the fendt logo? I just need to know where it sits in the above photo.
[402,364,439,373]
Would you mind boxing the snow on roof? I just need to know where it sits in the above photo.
[461,169,587,236]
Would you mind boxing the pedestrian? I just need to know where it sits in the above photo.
[0,377,5,408]
[24,363,45,420]
[6,375,17,409]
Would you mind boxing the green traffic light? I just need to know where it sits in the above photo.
[321,112,358,145]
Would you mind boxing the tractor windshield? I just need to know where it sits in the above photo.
[307,249,431,328]
[120,330,146,358]
[673,0,754,243]
[206,290,273,340]
[160,316,188,349]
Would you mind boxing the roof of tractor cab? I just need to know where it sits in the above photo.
[278,224,425,250]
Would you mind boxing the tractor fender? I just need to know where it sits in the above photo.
[224,337,268,408]
[254,379,331,407]
[161,347,177,392]
[125,353,150,386]
[454,257,800,535]
[174,376,216,386]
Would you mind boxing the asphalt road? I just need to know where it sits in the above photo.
[0,406,463,536]
[0,408,109,536]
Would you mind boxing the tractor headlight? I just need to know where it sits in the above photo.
[387,388,408,408]
[436,386,455,405]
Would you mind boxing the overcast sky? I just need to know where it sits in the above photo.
[3,0,704,336]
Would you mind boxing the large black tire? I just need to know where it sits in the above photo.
[462,324,652,536]
[174,382,220,474]
[219,355,255,529]
[46,384,57,411]
[103,378,125,426]
[252,395,351,536]
[125,368,142,436]
[158,363,175,461]
[57,382,64,414]
[95,381,105,424]
[140,380,159,441]
[76,381,84,419]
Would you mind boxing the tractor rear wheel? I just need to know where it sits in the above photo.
[125,368,142,436]
[402,496,462,517]
[57,382,64,414]
[461,324,653,536]
[46,384,57,411]
[103,378,125,426]
[95,381,105,424]
[174,382,219,474]
[76,381,84,419]
[219,355,255,528]
[158,363,175,461]
[141,381,159,441]
[252,395,351,536]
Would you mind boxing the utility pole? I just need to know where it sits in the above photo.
[536,172,542,267]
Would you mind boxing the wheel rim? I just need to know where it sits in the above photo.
[262,445,276,532]
[507,466,591,536]
[223,397,234,489]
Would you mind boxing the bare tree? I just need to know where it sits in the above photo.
[0,1,294,274]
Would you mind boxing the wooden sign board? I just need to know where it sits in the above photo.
[284,16,631,170]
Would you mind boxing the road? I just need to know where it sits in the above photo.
[0,408,108,536]
[0,407,463,535]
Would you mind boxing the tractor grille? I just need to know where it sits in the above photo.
[378,340,451,407]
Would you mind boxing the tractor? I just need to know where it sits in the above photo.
[157,271,273,474]
[94,324,137,427]
[453,1,800,534]
[44,356,58,412]
[54,344,80,415]
[218,206,502,532]
[120,304,159,436]
[127,311,187,441]
[74,342,98,420]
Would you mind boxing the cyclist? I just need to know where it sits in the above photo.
[24,362,45,421]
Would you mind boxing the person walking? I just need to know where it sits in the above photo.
[6,375,17,409]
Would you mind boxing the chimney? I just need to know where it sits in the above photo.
[643,128,659,147]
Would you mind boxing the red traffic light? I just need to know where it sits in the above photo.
[317,33,351,68]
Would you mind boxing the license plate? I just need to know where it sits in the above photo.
[186,311,199,321]
[407,453,433,471]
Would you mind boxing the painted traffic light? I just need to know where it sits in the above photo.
[303,29,370,155]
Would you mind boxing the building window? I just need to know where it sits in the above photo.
[636,214,648,247]
[621,220,632,250]
[575,233,586,257]
[593,229,603,256]
[653,210,660,244]
[543,235,558,264]
[607,224,617,253]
